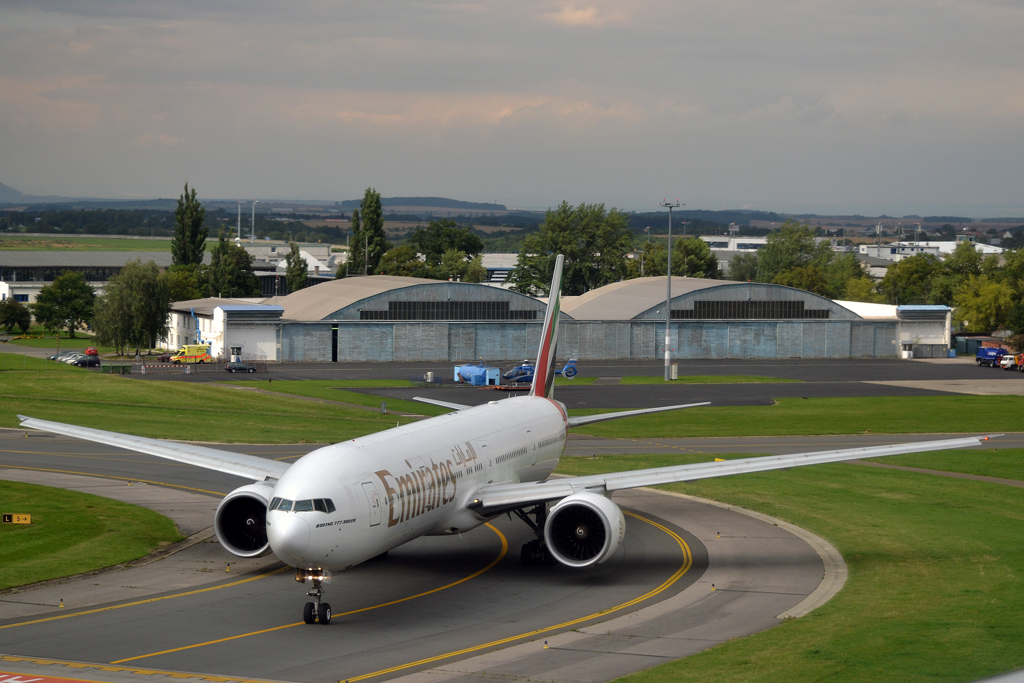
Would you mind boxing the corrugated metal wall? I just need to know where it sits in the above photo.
[279,320,899,361]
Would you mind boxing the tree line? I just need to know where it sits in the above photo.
[1,184,311,354]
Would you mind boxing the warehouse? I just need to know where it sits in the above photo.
[162,275,926,361]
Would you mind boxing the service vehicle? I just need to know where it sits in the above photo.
[503,358,577,385]
[976,347,1008,367]
[170,344,213,364]
[999,354,1019,370]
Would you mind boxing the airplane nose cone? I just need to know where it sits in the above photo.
[268,514,311,565]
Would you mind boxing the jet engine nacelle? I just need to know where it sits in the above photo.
[543,492,625,568]
[215,482,274,558]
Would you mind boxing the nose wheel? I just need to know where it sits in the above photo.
[296,568,332,625]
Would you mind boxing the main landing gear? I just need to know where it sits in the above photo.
[513,504,554,566]
[296,568,332,625]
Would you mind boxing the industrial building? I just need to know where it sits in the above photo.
[162,275,949,362]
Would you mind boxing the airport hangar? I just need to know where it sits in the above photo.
[161,276,951,363]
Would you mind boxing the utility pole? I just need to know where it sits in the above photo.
[660,199,682,381]
[364,233,369,276]
[251,201,259,243]
[237,202,242,242]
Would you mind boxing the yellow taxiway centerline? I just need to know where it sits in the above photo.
[343,511,693,682]
[109,522,510,664]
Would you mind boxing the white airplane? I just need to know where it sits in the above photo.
[19,255,997,626]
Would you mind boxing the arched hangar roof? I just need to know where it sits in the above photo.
[265,275,552,322]
[561,277,861,321]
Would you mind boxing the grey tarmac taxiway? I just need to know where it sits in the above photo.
[0,431,838,683]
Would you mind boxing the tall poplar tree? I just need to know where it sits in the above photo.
[342,208,361,278]
[171,183,208,267]
[285,242,308,293]
[359,188,389,274]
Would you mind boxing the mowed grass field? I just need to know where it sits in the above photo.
[556,453,1024,683]
[0,235,216,251]
[3,353,1023,678]
[569,395,1024,438]
[0,480,181,590]
[0,355,436,442]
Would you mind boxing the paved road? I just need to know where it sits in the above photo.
[0,432,829,683]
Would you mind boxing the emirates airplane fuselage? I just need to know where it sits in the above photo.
[263,395,567,571]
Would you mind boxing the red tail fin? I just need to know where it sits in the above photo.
[530,255,564,399]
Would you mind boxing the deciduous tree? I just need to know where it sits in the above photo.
[509,202,632,296]
[0,297,31,334]
[208,231,260,298]
[32,271,95,337]
[674,237,720,278]
[953,275,1015,332]
[93,261,170,354]
[411,219,483,266]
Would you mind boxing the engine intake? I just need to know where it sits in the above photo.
[215,483,274,558]
[543,492,625,568]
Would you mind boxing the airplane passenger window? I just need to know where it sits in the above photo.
[294,500,314,512]
[325,499,336,513]
[275,499,293,511]
[314,499,327,513]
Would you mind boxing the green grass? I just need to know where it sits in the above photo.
[570,396,1024,438]
[0,480,181,590]
[0,355,437,442]
[235,380,448,417]
[872,448,1024,482]
[619,375,799,385]
[555,453,1024,683]
[0,236,215,251]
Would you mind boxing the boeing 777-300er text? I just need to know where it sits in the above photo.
[19,255,999,625]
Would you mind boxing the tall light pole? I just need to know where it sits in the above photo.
[237,202,242,242]
[660,199,682,381]
[251,200,259,243]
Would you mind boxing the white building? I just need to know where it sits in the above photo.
[859,243,942,262]
[163,298,283,361]
[835,301,951,358]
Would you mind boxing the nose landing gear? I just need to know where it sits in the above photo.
[296,568,332,625]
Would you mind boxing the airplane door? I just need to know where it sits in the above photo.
[361,482,382,527]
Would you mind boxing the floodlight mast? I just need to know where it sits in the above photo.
[251,200,259,243]
[659,199,682,381]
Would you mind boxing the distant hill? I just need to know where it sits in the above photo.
[339,196,507,211]
[0,182,26,201]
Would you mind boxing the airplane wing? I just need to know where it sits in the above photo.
[17,415,290,481]
[412,397,473,411]
[466,434,1000,514]
[566,402,709,427]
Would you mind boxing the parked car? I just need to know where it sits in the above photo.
[70,355,101,368]
[224,360,256,373]
[49,351,84,362]
[156,352,173,362]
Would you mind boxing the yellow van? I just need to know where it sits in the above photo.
[170,345,213,364]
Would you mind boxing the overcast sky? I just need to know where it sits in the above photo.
[1,0,1022,216]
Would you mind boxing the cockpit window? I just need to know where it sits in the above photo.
[274,499,293,511]
[313,499,327,513]
[324,499,336,513]
[294,500,314,512]
[269,497,281,510]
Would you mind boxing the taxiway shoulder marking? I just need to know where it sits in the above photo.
[0,464,225,496]
[108,523,510,665]
[0,568,288,631]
